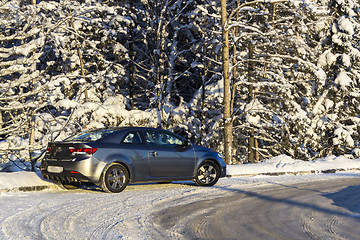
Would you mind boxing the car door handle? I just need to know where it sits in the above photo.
[150,151,158,157]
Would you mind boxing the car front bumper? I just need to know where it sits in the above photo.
[220,165,227,178]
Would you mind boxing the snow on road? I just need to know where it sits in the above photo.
[0,172,360,239]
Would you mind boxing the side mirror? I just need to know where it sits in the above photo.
[182,140,191,149]
[175,140,191,151]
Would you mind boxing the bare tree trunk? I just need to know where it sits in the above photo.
[70,10,88,102]
[255,131,259,161]
[248,128,255,163]
[129,44,135,109]
[154,6,166,128]
[221,0,233,165]
[248,42,256,163]
[29,114,36,171]
[272,3,276,27]
[200,16,208,145]
[129,2,135,110]
[29,0,37,169]
[230,0,240,116]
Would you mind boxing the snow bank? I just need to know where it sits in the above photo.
[227,155,360,176]
[0,171,56,191]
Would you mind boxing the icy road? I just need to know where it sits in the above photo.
[0,174,360,239]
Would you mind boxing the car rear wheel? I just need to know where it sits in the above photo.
[194,161,220,186]
[101,163,129,193]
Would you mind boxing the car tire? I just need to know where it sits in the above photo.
[194,161,220,186]
[101,163,129,193]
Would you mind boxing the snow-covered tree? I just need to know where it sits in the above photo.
[0,0,131,170]
[221,0,303,162]
[305,0,360,158]
[219,0,359,162]
[1,0,360,171]
[0,1,48,170]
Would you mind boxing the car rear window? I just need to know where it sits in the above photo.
[64,129,115,142]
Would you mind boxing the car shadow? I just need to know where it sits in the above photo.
[78,181,197,193]
[79,183,104,192]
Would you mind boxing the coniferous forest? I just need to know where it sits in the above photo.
[0,0,359,170]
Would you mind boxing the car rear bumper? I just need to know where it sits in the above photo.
[41,169,90,183]
[41,158,93,183]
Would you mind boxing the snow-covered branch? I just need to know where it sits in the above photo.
[227,0,289,29]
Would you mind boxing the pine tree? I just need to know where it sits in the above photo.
[309,0,360,157]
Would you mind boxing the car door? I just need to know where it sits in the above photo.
[144,130,195,178]
[120,131,150,180]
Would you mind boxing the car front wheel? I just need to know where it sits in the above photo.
[101,163,129,193]
[194,161,220,186]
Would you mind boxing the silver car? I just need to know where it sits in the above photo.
[41,127,226,193]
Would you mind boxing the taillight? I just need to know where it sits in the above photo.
[69,148,98,155]
[46,147,52,153]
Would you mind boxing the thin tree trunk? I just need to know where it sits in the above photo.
[155,12,165,128]
[29,0,36,169]
[70,10,88,102]
[249,128,255,163]
[200,16,208,144]
[255,132,259,161]
[221,0,233,165]
[230,0,240,116]
[29,114,36,171]
[272,3,276,27]
[129,3,135,110]
[248,42,255,163]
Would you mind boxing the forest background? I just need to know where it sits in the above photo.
[0,0,359,171]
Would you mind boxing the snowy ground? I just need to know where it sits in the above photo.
[0,155,360,239]
[0,172,360,239]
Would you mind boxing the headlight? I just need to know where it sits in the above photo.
[217,153,223,158]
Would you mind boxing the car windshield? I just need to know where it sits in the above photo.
[64,129,115,142]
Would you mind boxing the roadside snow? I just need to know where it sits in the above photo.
[227,155,360,176]
[1,155,360,192]
[0,172,56,191]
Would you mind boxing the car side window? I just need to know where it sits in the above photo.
[122,132,142,144]
[145,131,183,147]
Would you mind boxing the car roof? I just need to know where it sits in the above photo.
[105,127,164,131]
[101,127,184,141]
[64,127,187,143]
[89,127,179,134]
